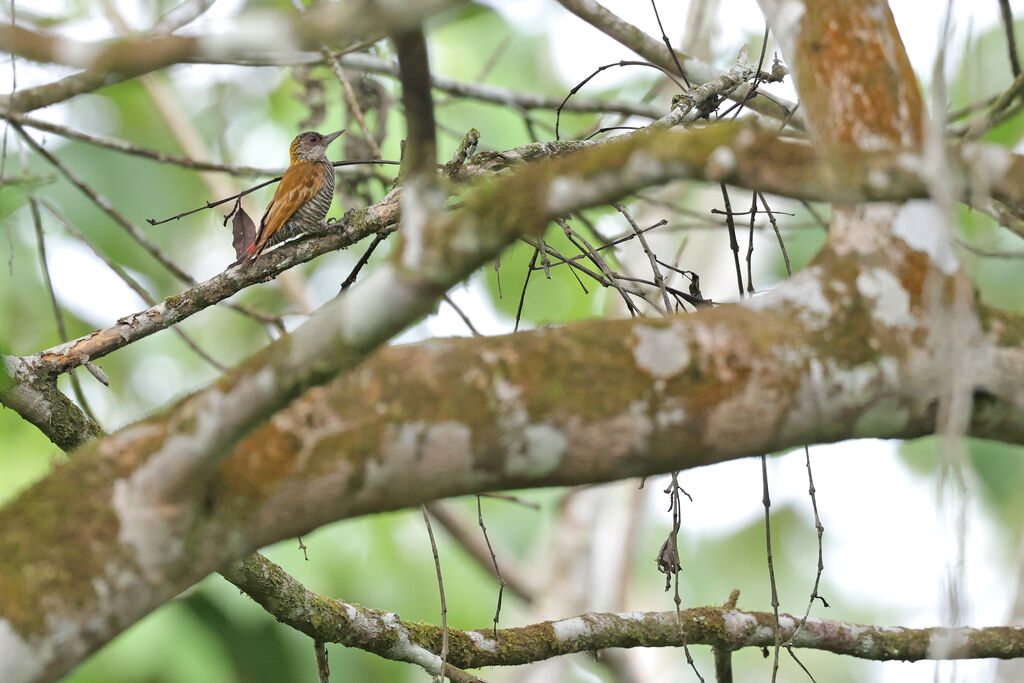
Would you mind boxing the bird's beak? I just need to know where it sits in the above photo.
[323,130,345,145]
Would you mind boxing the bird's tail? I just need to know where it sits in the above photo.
[230,244,259,268]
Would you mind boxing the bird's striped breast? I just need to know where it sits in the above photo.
[266,159,336,247]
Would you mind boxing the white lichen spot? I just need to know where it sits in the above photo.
[632,322,689,379]
[546,176,582,215]
[370,420,475,489]
[624,152,663,182]
[551,616,589,642]
[0,619,42,682]
[856,268,914,328]
[494,377,523,403]
[867,167,891,193]
[506,423,566,477]
[735,126,758,149]
[422,421,472,465]
[466,630,498,653]
[744,269,831,330]
[892,200,959,274]
[705,145,737,181]
[720,609,756,634]
[55,38,102,68]
[655,401,687,429]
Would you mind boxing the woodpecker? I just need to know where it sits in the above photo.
[233,129,344,267]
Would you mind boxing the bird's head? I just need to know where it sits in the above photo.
[289,129,344,162]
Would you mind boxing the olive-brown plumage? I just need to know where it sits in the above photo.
[233,129,344,268]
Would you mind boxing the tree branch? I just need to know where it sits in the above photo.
[0,1,464,75]
[224,552,1024,668]
[554,0,801,127]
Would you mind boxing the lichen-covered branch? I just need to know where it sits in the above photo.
[225,552,1024,668]
[0,356,102,450]
[554,0,801,126]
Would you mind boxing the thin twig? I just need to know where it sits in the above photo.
[12,122,196,284]
[556,60,688,140]
[340,230,390,290]
[758,192,792,276]
[662,473,704,682]
[720,183,744,297]
[746,193,757,294]
[421,504,449,682]
[442,293,481,337]
[782,447,829,663]
[29,198,98,420]
[0,110,279,177]
[1000,0,1022,77]
[477,495,507,637]
[513,248,538,333]
[762,455,782,682]
[649,0,691,87]
[314,640,330,683]
[556,218,640,315]
[426,502,533,601]
[613,202,671,312]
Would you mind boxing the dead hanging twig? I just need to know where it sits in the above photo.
[658,472,704,682]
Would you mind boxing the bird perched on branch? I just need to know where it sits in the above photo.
[232,129,344,268]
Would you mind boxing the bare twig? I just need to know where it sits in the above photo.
[719,183,745,297]
[783,446,829,651]
[0,110,278,177]
[426,502,533,602]
[11,122,195,283]
[556,60,688,139]
[758,192,792,276]
[1000,0,1022,78]
[442,293,482,337]
[422,505,450,682]
[762,455,782,682]
[613,202,671,312]
[746,193,757,294]
[314,640,330,683]
[649,0,691,86]
[29,199,97,420]
[340,229,392,290]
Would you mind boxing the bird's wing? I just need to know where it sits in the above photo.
[243,161,325,262]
